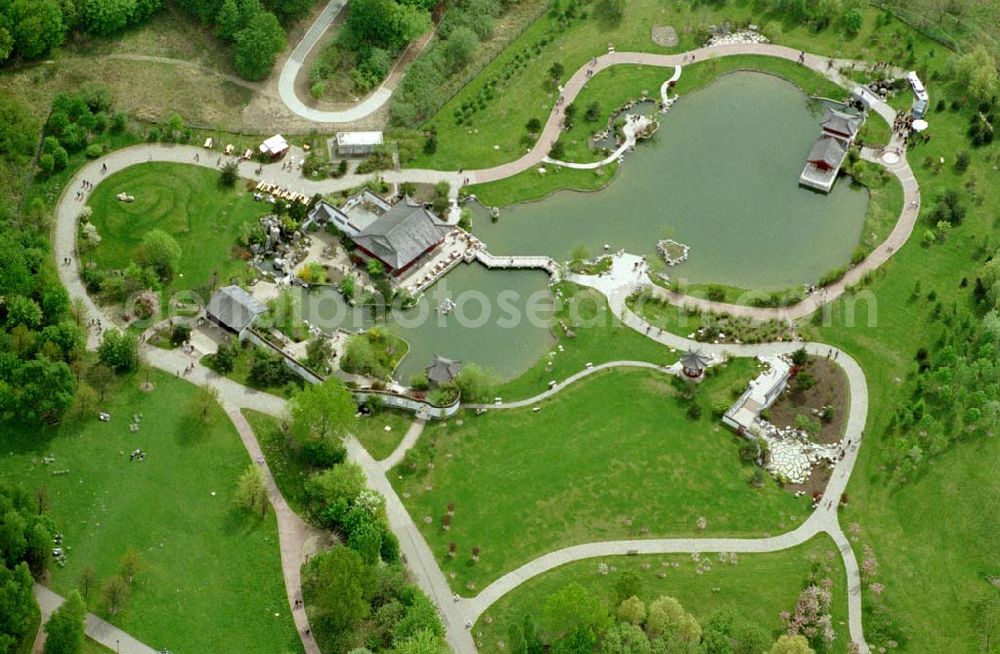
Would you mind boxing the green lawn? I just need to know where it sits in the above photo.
[0,371,302,654]
[82,638,115,654]
[391,364,811,593]
[495,284,677,401]
[468,163,617,208]
[474,534,849,654]
[84,162,266,298]
[354,409,414,461]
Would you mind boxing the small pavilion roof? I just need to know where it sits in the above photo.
[426,354,462,384]
[680,349,711,371]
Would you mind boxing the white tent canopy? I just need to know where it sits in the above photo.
[259,134,289,155]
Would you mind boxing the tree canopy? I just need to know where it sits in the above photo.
[289,378,356,466]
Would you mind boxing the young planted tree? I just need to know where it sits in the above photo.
[77,565,98,602]
[102,575,129,615]
[120,549,142,584]
[188,383,221,424]
[235,465,269,517]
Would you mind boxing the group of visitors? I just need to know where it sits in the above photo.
[74,179,94,201]
[892,111,914,136]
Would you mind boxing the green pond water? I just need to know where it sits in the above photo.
[302,264,555,381]
[473,72,870,290]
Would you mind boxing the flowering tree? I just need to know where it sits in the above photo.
[780,578,836,648]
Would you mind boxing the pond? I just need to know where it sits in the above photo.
[301,264,555,382]
[473,72,870,290]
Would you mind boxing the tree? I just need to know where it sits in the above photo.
[392,592,444,643]
[77,565,98,602]
[101,575,129,615]
[12,357,77,422]
[614,570,641,602]
[88,363,115,401]
[952,46,999,105]
[215,0,259,40]
[431,181,450,216]
[120,549,141,584]
[43,590,85,654]
[212,338,238,374]
[347,0,429,51]
[597,0,625,22]
[548,62,565,82]
[165,112,184,141]
[235,464,269,517]
[453,364,497,403]
[9,0,66,59]
[187,383,220,424]
[769,634,814,654]
[443,26,478,72]
[647,595,701,643]
[542,583,610,638]
[347,518,382,564]
[78,0,134,36]
[304,546,368,634]
[233,11,286,81]
[393,629,443,654]
[219,160,240,187]
[137,228,182,281]
[841,8,863,35]
[98,330,139,372]
[305,463,366,528]
[170,323,192,346]
[617,596,646,625]
[599,622,649,654]
[6,296,42,328]
[304,336,333,373]
[791,348,809,366]
[0,563,36,649]
[289,379,356,466]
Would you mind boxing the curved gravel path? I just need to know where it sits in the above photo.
[276,0,434,123]
[46,43,913,654]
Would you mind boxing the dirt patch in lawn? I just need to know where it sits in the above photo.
[766,357,849,445]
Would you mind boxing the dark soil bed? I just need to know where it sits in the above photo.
[766,357,849,445]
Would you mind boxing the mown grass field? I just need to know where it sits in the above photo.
[391,363,813,593]
[0,371,302,654]
[85,162,267,297]
[474,535,849,654]
[495,284,677,401]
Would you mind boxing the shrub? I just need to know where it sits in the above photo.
[85,143,103,158]
[170,323,192,346]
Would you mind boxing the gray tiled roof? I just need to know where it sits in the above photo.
[351,198,450,271]
[821,108,862,138]
[307,201,347,225]
[680,349,711,371]
[806,136,847,167]
[206,285,267,333]
[426,354,462,384]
